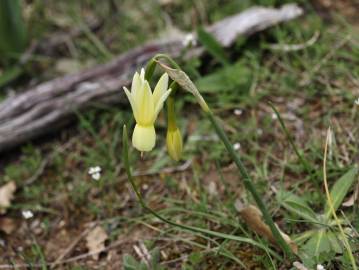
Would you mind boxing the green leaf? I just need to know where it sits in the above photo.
[301,229,343,266]
[326,230,343,254]
[0,65,23,88]
[150,248,165,270]
[303,229,331,260]
[195,61,251,93]
[123,254,140,270]
[293,230,316,245]
[196,27,229,66]
[0,0,27,60]
[277,191,319,224]
[123,254,148,270]
[324,167,358,219]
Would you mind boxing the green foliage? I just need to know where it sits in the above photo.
[195,61,251,94]
[279,167,358,268]
[197,27,229,66]
[123,248,166,270]
[0,65,23,88]
[123,254,147,270]
[277,191,319,224]
[324,167,358,219]
[0,0,27,61]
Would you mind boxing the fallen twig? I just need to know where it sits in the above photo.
[268,31,320,51]
[0,4,303,152]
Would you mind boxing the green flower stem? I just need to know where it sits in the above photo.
[122,125,281,261]
[153,54,181,70]
[151,54,295,258]
[145,58,157,81]
[206,110,295,259]
[166,97,177,130]
[169,80,178,93]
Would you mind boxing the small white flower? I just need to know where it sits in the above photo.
[355,97,359,106]
[233,143,241,150]
[91,172,101,181]
[317,264,325,270]
[88,166,102,181]
[88,166,101,174]
[257,128,263,136]
[271,113,278,120]
[22,210,34,219]
[183,33,197,47]
[233,109,243,116]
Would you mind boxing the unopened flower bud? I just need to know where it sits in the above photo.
[166,127,183,161]
[166,97,183,161]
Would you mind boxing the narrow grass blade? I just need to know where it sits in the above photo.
[268,102,314,177]
[0,0,27,59]
[0,66,23,88]
[197,27,229,66]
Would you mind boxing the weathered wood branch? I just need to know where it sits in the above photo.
[0,4,303,152]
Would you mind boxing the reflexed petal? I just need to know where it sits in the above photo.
[131,72,141,95]
[132,124,156,152]
[153,89,172,120]
[153,73,169,107]
[123,87,139,121]
[140,68,145,80]
[137,81,155,124]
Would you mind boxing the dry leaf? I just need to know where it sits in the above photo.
[235,200,298,254]
[0,217,17,234]
[85,225,108,260]
[0,181,16,214]
[207,181,218,197]
[293,261,309,270]
[342,182,358,207]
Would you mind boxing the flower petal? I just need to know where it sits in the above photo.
[153,73,169,107]
[140,68,145,80]
[137,81,155,125]
[131,72,141,95]
[123,87,139,121]
[153,89,172,120]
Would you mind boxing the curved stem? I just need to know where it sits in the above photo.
[151,53,295,259]
[153,53,181,70]
[206,111,295,259]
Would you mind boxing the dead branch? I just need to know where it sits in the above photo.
[0,4,303,152]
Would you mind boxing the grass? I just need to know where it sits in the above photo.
[1,0,359,269]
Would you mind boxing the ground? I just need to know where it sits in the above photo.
[0,0,358,269]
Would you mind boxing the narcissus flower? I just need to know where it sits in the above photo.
[124,69,171,152]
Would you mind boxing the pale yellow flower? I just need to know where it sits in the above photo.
[124,69,171,152]
[166,127,183,161]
